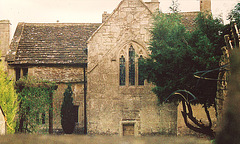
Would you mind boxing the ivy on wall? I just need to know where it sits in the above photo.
[15,76,57,133]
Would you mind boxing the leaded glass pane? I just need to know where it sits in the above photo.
[120,56,126,86]
[138,55,144,85]
[129,45,135,85]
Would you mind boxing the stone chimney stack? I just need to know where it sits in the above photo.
[200,0,211,13]
[0,20,10,59]
[145,0,160,13]
[102,11,111,23]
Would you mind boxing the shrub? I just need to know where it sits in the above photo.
[61,84,75,134]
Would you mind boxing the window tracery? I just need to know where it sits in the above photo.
[119,44,145,86]
[129,45,135,86]
[120,55,126,86]
[138,55,144,86]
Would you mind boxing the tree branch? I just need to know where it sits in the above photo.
[181,101,215,138]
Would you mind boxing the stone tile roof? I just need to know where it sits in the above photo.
[7,23,101,65]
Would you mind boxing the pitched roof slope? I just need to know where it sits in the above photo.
[7,23,101,65]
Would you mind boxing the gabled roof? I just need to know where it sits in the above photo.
[88,0,153,43]
[7,23,101,65]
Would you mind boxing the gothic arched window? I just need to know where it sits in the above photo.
[138,55,144,85]
[129,45,135,85]
[120,55,126,86]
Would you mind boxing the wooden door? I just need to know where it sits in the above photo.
[123,123,134,136]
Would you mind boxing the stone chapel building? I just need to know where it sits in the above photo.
[87,0,177,136]
[87,0,212,136]
[3,0,213,135]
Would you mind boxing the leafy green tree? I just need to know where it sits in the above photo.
[0,59,18,134]
[195,12,226,53]
[228,3,240,27]
[61,84,75,134]
[169,0,180,13]
[140,12,225,137]
[142,12,224,104]
[15,76,56,133]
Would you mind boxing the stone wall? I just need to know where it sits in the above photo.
[52,83,85,130]
[0,20,10,57]
[29,66,84,83]
[0,20,10,70]
[145,1,160,13]
[177,103,217,136]
[102,11,111,23]
[216,46,230,124]
[87,0,177,135]
[200,0,211,12]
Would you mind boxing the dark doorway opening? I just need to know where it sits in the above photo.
[123,123,134,136]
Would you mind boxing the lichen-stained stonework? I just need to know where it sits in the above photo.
[30,66,84,83]
[87,0,177,135]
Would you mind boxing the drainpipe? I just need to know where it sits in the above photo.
[84,66,87,134]
[49,92,53,134]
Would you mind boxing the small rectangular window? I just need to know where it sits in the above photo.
[73,106,79,123]
[42,113,45,124]
[36,112,40,124]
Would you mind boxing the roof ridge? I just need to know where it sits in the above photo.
[23,23,101,26]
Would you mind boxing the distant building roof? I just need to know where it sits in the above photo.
[6,23,101,65]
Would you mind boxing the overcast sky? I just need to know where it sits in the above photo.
[0,0,239,38]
